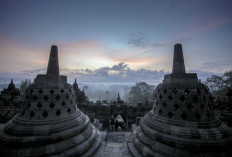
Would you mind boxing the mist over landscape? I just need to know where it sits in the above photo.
[0,62,217,102]
[0,1,232,156]
[0,69,216,102]
[0,81,145,102]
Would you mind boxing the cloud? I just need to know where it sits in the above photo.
[187,70,217,82]
[1,36,228,83]
[127,33,149,48]
[112,62,129,71]
[57,38,167,71]
[127,33,168,50]
[59,40,102,56]
[0,36,51,73]
[199,59,232,73]
[22,69,46,74]
[0,62,165,84]
[0,62,221,87]
[0,35,169,74]
[179,18,231,40]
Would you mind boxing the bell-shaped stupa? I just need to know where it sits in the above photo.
[0,45,101,156]
[128,44,232,156]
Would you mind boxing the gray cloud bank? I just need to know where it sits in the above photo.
[127,33,167,48]
[0,63,219,101]
[0,62,216,85]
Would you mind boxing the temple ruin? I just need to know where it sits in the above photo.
[0,46,101,156]
[128,44,232,156]
[0,44,231,157]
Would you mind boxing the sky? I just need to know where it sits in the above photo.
[0,0,232,84]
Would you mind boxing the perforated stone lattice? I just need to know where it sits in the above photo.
[20,84,77,120]
[153,87,214,121]
[0,46,102,157]
[128,44,232,157]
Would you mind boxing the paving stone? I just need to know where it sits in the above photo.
[94,132,132,157]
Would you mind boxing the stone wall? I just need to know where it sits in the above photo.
[78,103,152,129]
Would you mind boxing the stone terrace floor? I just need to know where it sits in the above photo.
[94,131,132,157]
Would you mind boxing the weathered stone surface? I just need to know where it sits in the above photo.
[0,45,101,157]
[128,44,232,157]
[73,78,88,104]
[220,109,232,127]
[172,43,185,74]
[46,45,59,76]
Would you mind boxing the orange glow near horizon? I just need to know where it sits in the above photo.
[0,37,169,73]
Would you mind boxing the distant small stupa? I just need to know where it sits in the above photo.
[128,43,232,156]
[0,45,101,156]
[73,78,88,104]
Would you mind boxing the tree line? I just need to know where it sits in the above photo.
[18,70,231,107]
[204,70,232,107]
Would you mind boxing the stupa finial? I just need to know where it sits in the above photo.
[46,45,59,76]
[172,43,186,74]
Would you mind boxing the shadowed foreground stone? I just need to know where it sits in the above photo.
[0,45,101,157]
[128,44,232,157]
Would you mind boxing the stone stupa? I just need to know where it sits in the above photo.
[128,44,232,156]
[0,45,101,156]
